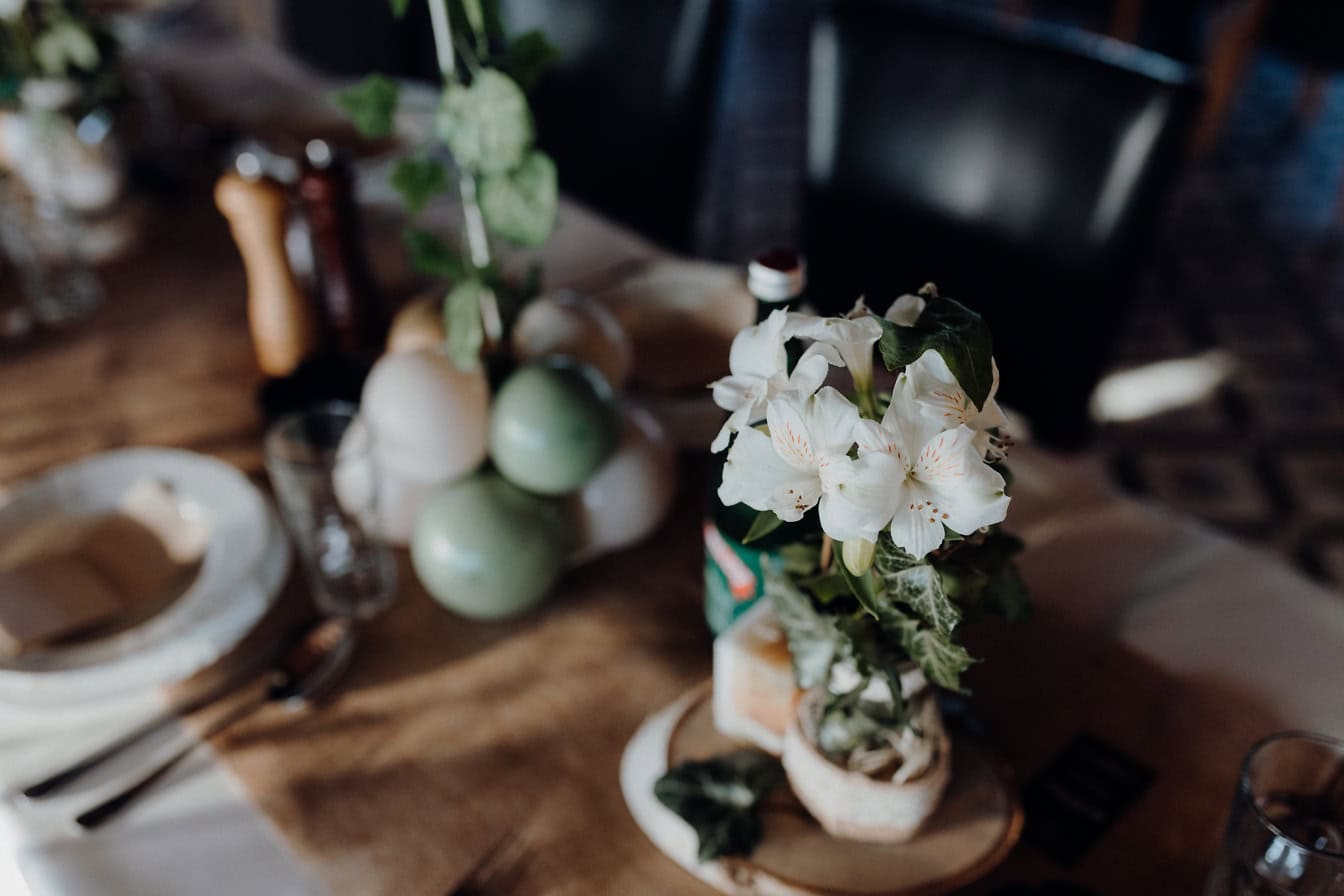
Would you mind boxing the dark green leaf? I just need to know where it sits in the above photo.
[794,572,853,605]
[443,279,489,369]
[389,157,451,215]
[654,751,782,862]
[332,74,400,139]
[983,561,1032,623]
[778,543,821,577]
[388,0,411,18]
[763,565,836,689]
[742,511,784,545]
[478,149,557,247]
[404,229,467,281]
[499,29,559,92]
[876,294,994,410]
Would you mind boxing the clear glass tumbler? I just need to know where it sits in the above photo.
[265,402,397,619]
[1207,732,1344,896]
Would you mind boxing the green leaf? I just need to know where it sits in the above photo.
[654,751,782,862]
[763,564,836,689]
[983,561,1032,623]
[436,68,533,175]
[880,561,961,638]
[460,0,488,45]
[332,74,400,140]
[794,572,853,605]
[478,150,557,247]
[778,543,821,577]
[390,157,451,215]
[500,29,560,92]
[404,229,467,281]
[877,293,994,410]
[388,0,411,18]
[741,511,784,545]
[898,625,975,693]
[443,279,489,369]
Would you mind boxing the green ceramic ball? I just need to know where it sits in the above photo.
[489,359,619,495]
[411,473,571,620]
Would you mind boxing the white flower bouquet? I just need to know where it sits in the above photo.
[702,283,1031,844]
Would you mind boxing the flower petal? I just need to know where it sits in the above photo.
[912,425,1010,534]
[885,294,926,326]
[718,425,821,521]
[728,309,789,380]
[710,404,754,453]
[801,386,861,458]
[710,374,765,415]
[887,485,948,560]
[818,452,903,543]
[786,349,834,399]
[766,396,818,472]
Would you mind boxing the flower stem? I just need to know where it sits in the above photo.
[427,0,456,80]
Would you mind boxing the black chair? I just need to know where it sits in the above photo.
[498,0,730,252]
[804,0,1201,447]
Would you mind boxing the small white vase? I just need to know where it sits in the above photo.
[782,681,952,844]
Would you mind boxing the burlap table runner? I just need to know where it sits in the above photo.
[202,449,1298,895]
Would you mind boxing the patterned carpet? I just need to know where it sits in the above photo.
[702,3,1344,590]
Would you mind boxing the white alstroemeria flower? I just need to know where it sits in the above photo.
[718,387,897,542]
[788,303,884,392]
[709,309,830,452]
[885,293,926,326]
[854,393,1010,559]
[901,349,1009,458]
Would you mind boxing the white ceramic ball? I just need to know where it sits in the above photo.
[360,348,490,483]
[568,403,677,563]
[511,291,633,390]
[331,416,438,546]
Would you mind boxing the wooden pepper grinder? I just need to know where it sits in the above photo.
[297,140,387,356]
[215,171,317,377]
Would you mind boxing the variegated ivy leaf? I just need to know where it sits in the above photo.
[436,68,533,176]
[881,561,960,638]
[33,22,100,76]
[478,150,557,248]
[443,279,488,370]
[898,623,975,693]
[763,563,836,690]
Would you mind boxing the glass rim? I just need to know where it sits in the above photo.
[264,400,366,468]
[1240,730,1344,860]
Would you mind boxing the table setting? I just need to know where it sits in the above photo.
[3,1,1344,895]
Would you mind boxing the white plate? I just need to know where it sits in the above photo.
[0,448,288,707]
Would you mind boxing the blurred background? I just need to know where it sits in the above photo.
[5,0,1344,587]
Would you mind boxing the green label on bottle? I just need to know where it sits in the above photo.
[703,521,777,635]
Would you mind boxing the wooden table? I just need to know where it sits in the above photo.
[4,187,1344,896]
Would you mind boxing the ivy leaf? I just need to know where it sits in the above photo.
[500,29,560,92]
[436,68,533,176]
[388,0,411,18]
[898,624,975,693]
[404,229,467,281]
[443,279,489,370]
[877,292,994,410]
[880,561,960,638]
[763,564,836,689]
[742,511,784,545]
[478,150,557,248]
[390,157,451,215]
[332,74,400,139]
[654,751,783,862]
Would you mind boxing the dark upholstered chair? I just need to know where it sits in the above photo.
[805,1,1201,447]
[498,0,730,252]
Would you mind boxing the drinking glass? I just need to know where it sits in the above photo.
[265,402,397,619]
[1207,732,1344,896]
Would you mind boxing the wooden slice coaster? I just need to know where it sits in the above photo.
[621,683,1022,895]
